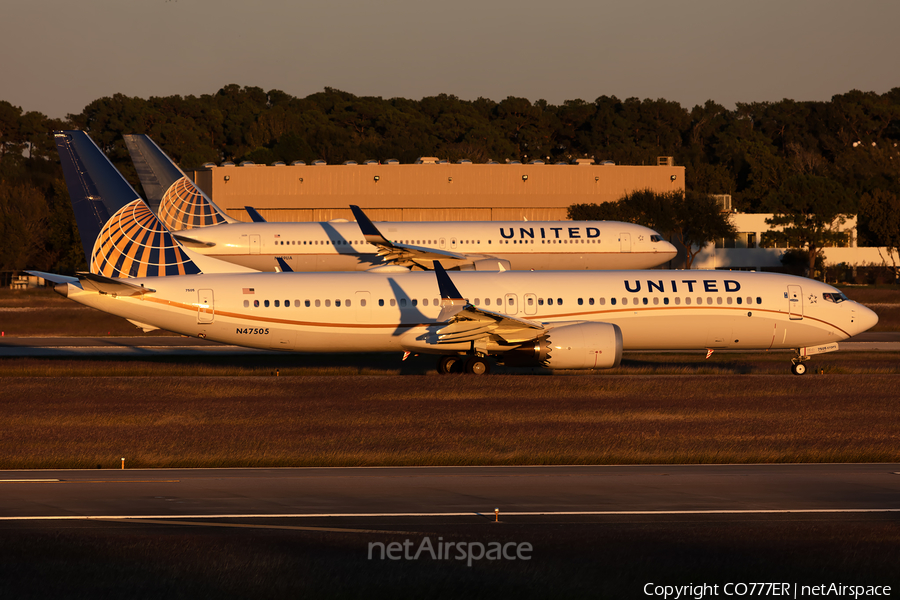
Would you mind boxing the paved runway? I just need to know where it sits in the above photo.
[2,333,898,357]
[2,464,898,520]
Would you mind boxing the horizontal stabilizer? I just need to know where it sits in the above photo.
[25,270,79,286]
[77,272,156,296]
[173,233,216,248]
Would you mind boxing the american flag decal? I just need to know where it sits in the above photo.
[243,288,255,294]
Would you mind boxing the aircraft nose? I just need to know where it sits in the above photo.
[659,240,678,257]
[851,302,879,335]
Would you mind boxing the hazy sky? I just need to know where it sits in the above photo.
[3,0,898,119]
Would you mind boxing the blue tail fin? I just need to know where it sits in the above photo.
[123,134,234,231]
[54,131,143,265]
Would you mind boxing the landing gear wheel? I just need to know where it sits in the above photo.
[791,362,807,376]
[437,355,461,375]
[464,356,490,375]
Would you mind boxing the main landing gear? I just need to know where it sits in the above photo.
[790,355,810,376]
[437,355,491,375]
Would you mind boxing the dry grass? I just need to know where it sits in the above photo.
[1,374,898,469]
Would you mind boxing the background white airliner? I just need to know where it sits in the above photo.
[123,133,678,272]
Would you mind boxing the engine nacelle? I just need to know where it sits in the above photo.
[500,322,623,370]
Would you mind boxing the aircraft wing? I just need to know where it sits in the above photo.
[433,262,544,345]
[350,205,469,268]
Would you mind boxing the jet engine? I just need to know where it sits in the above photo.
[500,322,623,369]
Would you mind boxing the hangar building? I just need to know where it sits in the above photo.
[191,158,685,223]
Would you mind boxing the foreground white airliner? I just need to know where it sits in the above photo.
[35,199,878,376]
[122,133,678,272]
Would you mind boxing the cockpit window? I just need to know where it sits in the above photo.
[823,292,848,303]
[650,235,664,243]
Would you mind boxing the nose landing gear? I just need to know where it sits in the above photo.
[790,355,810,375]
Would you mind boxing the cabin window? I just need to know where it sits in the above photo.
[548,298,554,306]
[305,300,311,307]
[497,298,502,306]
[264,300,270,308]
[335,300,341,307]
[578,298,583,305]
[538,298,544,306]
[756,297,762,304]
[736,297,742,305]
[315,300,321,307]
[360,299,365,307]
[254,300,259,308]
[390,299,396,307]
[642,298,648,305]
[325,299,331,307]
[346,299,351,307]
[474,298,480,306]
[598,298,605,306]
[697,297,702,305]
[485,298,491,306]
[422,298,429,306]
[411,299,418,306]
[746,297,753,305]
[653,297,659,305]
[243,300,249,308]
[379,299,384,307]
[557,298,563,305]
[663,297,669,305]
[717,297,723,305]
[621,298,628,306]
[726,297,732,305]
[274,300,280,307]
[610,298,616,305]
[685,298,691,305]
[673,297,680,305]
[589,298,594,306]
[527,297,534,306]
[400,299,407,307]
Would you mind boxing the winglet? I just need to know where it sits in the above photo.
[434,261,469,321]
[434,261,464,300]
[350,204,390,244]
[275,257,294,273]
[245,206,267,223]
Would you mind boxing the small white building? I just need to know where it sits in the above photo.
[691,212,898,273]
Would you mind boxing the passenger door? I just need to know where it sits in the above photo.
[787,285,803,320]
[620,232,631,253]
[197,289,214,323]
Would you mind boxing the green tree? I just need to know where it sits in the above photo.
[762,175,854,279]
[859,188,900,280]
[569,189,735,268]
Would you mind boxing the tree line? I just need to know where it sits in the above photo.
[1,85,899,274]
